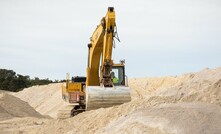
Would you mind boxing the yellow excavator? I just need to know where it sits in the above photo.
[59,7,131,118]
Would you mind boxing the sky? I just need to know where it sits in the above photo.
[0,0,221,80]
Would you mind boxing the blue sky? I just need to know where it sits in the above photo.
[0,0,221,80]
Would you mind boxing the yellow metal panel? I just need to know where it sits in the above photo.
[113,64,124,67]
[67,83,82,92]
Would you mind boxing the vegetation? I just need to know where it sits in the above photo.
[0,69,54,92]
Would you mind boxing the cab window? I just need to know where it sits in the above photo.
[111,67,124,85]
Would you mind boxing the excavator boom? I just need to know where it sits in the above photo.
[87,7,116,87]
[85,7,131,111]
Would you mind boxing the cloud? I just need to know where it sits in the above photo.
[0,0,221,79]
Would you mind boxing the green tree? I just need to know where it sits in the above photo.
[0,69,53,92]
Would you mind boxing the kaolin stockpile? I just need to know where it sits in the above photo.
[0,67,220,134]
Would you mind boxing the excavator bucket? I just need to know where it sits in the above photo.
[85,86,131,110]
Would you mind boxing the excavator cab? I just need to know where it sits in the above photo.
[111,64,126,86]
[86,61,131,111]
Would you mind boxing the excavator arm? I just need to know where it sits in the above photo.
[85,7,131,110]
[86,7,116,87]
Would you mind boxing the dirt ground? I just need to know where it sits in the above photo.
[0,67,221,134]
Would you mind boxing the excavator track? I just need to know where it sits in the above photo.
[57,104,85,119]
[57,105,73,119]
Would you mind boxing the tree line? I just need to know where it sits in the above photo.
[0,69,56,92]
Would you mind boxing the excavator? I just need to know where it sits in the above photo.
[59,7,131,118]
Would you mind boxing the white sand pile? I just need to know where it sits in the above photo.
[103,103,221,134]
[0,92,44,121]
[23,67,220,134]
[129,67,221,106]
[0,91,51,133]
[13,83,66,118]
[0,116,51,134]
[1,67,220,134]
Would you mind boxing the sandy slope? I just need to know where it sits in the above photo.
[0,91,50,134]
[0,67,221,134]
[103,103,221,134]
[13,83,66,119]
[0,92,44,121]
